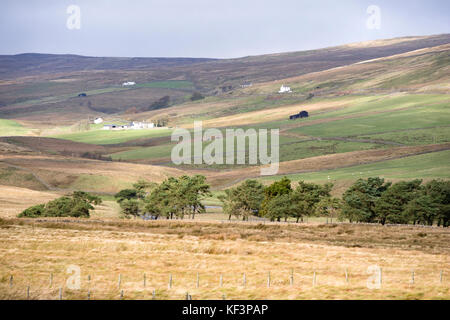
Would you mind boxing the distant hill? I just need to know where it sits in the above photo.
[1,34,449,88]
[0,53,216,78]
[0,34,449,119]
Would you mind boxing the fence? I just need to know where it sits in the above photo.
[3,268,446,300]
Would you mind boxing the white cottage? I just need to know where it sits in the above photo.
[122,81,136,86]
[278,85,292,93]
[94,117,103,124]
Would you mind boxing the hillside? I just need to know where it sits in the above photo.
[0,34,449,120]
[0,34,449,195]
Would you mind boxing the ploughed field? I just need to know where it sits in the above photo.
[0,218,448,300]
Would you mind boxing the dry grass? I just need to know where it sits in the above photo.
[0,218,448,300]
[0,154,184,192]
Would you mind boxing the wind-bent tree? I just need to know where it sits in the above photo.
[18,191,102,218]
[218,179,264,221]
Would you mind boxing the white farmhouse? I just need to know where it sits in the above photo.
[122,81,136,86]
[131,121,155,129]
[94,117,103,124]
[278,85,292,93]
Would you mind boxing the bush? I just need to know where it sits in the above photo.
[18,192,101,218]
[190,92,204,101]
[18,204,46,218]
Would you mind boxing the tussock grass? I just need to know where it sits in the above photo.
[0,218,448,300]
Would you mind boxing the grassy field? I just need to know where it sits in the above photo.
[287,98,450,138]
[51,128,173,145]
[0,218,448,300]
[134,80,194,89]
[260,149,450,185]
[358,126,450,145]
[0,119,30,136]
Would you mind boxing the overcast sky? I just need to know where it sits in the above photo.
[0,0,449,58]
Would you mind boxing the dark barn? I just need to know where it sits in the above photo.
[289,110,309,120]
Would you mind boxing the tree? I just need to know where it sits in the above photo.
[18,204,45,218]
[341,177,391,223]
[315,197,341,222]
[218,189,242,221]
[120,199,140,218]
[404,195,438,226]
[291,181,333,222]
[261,177,292,221]
[143,175,211,220]
[180,175,211,219]
[18,191,101,218]
[219,179,264,221]
[421,180,450,227]
[263,193,295,222]
[114,189,138,203]
[132,180,156,199]
[374,180,422,225]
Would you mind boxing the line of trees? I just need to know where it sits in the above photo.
[114,175,211,219]
[219,177,449,226]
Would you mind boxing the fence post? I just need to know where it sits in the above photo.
[243,273,246,287]
[196,272,199,288]
[120,290,124,300]
[87,290,91,300]
[168,274,173,289]
[267,271,271,288]
[59,287,62,300]
[152,289,156,300]
[222,294,226,300]
[345,268,349,283]
[440,270,443,284]
[411,270,415,284]
[313,271,316,287]
[143,273,146,288]
[220,274,223,288]
[289,269,294,286]
[50,273,53,288]
[9,275,13,288]
[27,285,30,299]
[118,274,122,289]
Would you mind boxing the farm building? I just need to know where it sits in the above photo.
[131,121,155,129]
[94,117,103,124]
[122,81,136,86]
[102,121,154,130]
[278,85,292,93]
[289,110,309,120]
[240,82,253,88]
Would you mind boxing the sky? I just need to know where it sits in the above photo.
[0,0,449,59]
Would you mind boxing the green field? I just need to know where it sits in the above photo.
[288,98,450,138]
[260,149,450,184]
[0,119,30,136]
[51,128,173,145]
[358,126,450,145]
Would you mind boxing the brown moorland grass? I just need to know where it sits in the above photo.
[0,153,185,192]
[0,218,448,300]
